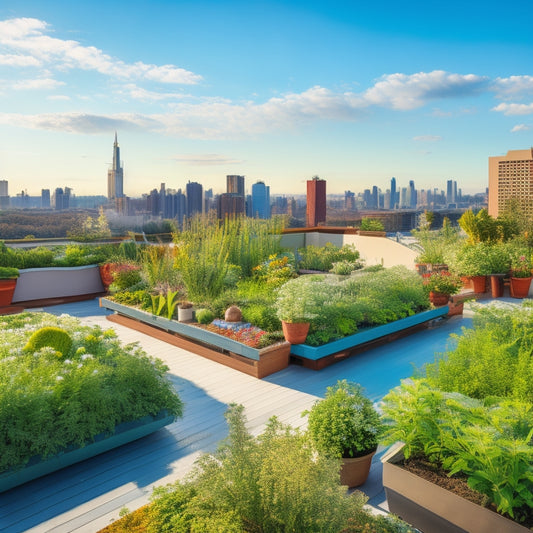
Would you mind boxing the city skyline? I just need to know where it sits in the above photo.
[0,1,532,196]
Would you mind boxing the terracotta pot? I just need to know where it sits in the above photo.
[429,291,449,307]
[281,320,310,344]
[470,275,486,294]
[460,276,472,290]
[490,274,505,298]
[0,279,17,307]
[340,450,376,488]
[510,277,532,299]
[447,300,464,316]
[99,264,113,290]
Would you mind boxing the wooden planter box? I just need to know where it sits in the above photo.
[290,307,448,370]
[382,443,529,533]
[100,299,290,378]
[0,410,174,493]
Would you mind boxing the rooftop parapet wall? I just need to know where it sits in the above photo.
[281,228,417,269]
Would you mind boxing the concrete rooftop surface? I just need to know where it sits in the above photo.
[1,296,510,533]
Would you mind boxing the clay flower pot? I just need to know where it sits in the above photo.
[429,291,449,307]
[281,320,310,344]
[510,277,532,299]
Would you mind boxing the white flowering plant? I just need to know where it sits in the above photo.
[0,312,182,472]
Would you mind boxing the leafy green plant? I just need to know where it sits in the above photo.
[330,260,362,275]
[242,302,281,332]
[0,312,182,472]
[424,271,462,295]
[144,404,383,532]
[110,263,143,291]
[195,308,215,324]
[298,243,361,271]
[275,275,320,323]
[151,294,166,316]
[425,301,533,402]
[165,290,179,319]
[449,242,492,277]
[360,217,385,231]
[0,266,19,279]
[305,380,382,458]
[381,379,533,521]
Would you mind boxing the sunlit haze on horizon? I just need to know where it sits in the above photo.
[0,0,532,197]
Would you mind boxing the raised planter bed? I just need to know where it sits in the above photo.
[382,443,529,533]
[100,298,291,378]
[0,410,174,493]
[12,265,105,304]
[290,307,448,370]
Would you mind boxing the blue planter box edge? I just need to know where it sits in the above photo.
[290,307,448,360]
[0,410,174,493]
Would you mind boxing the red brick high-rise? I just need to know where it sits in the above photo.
[306,176,326,227]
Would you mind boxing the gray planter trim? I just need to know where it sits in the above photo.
[101,298,271,360]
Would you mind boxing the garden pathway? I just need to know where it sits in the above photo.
[1,297,500,533]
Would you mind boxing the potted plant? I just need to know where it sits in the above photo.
[275,276,317,344]
[177,301,194,322]
[424,271,462,307]
[0,267,19,307]
[305,380,382,488]
[487,244,511,298]
[510,254,532,298]
[450,243,491,293]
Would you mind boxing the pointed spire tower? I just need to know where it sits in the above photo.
[107,132,124,200]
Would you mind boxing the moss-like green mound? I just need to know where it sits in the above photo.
[24,326,73,357]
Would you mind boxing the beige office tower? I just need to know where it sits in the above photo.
[488,148,533,218]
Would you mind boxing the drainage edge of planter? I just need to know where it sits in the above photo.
[0,411,174,493]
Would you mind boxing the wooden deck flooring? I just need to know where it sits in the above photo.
[1,298,473,533]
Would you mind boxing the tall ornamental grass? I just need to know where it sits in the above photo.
[174,214,286,301]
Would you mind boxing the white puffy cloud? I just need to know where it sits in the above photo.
[511,124,531,132]
[0,17,202,85]
[120,84,190,102]
[492,102,533,115]
[0,53,41,66]
[363,71,489,110]
[493,76,533,99]
[413,135,442,142]
[12,78,65,90]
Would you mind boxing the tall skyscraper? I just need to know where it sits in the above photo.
[251,181,270,218]
[409,180,417,208]
[0,179,8,209]
[390,177,397,209]
[41,189,50,208]
[446,179,457,206]
[306,176,326,227]
[489,148,533,217]
[226,175,245,197]
[186,181,203,217]
[107,132,124,200]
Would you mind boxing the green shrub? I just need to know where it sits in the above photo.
[242,302,281,332]
[24,326,73,357]
[111,264,143,291]
[146,404,373,532]
[425,301,533,402]
[110,289,150,308]
[0,312,183,472]
[298,243,361,271]
[195,308,215,325]
[360,217,384,231]
[0,266,19,279]
[330,260,362,275]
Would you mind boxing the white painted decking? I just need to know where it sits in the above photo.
[1,298,472,533]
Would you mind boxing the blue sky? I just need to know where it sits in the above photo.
[0,0,532,197]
